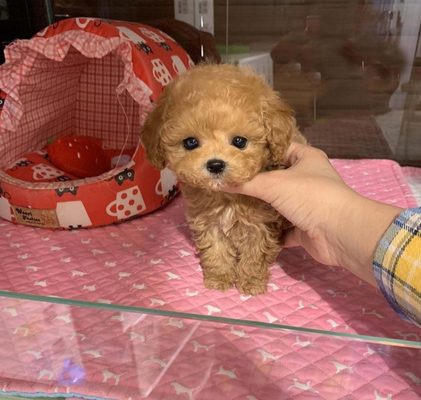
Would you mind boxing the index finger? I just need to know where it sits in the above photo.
[284,142,328,166]
[284,142,311,165]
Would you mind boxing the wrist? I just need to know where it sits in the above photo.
[335,193,402,286]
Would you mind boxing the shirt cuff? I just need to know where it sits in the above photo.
[373,207,421,324]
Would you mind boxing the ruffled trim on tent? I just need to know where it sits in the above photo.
[0,29,153,133]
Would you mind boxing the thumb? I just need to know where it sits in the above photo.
[282,227,302,248]
[223,170,285,204]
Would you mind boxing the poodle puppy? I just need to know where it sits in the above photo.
[142,64,305,295]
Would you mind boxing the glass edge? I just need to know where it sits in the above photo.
[0,290,420,349]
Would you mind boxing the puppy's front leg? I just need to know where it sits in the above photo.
[192,225,237,291]
[235,224,280,295]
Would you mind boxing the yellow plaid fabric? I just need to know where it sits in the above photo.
[373,207,421,324]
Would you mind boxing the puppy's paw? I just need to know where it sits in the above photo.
[236,277,267,296]
[204,274,235,292]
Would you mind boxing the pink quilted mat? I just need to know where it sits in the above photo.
[0,159,420,399]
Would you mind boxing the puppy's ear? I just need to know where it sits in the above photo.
[141,94,168,169]
[261,92,304,166]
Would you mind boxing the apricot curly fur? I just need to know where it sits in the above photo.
[142,64,305,295]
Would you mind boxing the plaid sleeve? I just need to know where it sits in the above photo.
[373,207,421,324]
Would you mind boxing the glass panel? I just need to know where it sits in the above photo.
[2,200,420,343]
[1,3,420,397]
[213,0,421,167]
[50,1,421,163]
[0,297,419,399]
[0,0,9,21]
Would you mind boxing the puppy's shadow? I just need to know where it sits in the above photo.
[278,247,421,395]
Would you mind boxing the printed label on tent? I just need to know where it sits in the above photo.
[12,206,59,228]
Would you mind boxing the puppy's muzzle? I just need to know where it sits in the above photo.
[206,159,226,175]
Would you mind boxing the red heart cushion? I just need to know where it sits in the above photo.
[47,136,109,178]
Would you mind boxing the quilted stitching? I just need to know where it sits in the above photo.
[0,300,419,399]
[0,159,420,398]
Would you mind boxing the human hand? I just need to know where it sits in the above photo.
[223,143,402,285]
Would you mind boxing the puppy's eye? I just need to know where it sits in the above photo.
[231,136,248,149]
[183,137,200,150]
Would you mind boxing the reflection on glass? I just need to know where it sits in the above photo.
[0,2,420,398]
[49,0,421,169]
[212,0,421,166]
[0,0,9,21]
[0,297,419,399]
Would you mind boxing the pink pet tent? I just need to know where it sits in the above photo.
[0,17,192,229]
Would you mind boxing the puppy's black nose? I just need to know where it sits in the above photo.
[206,159,226,174]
